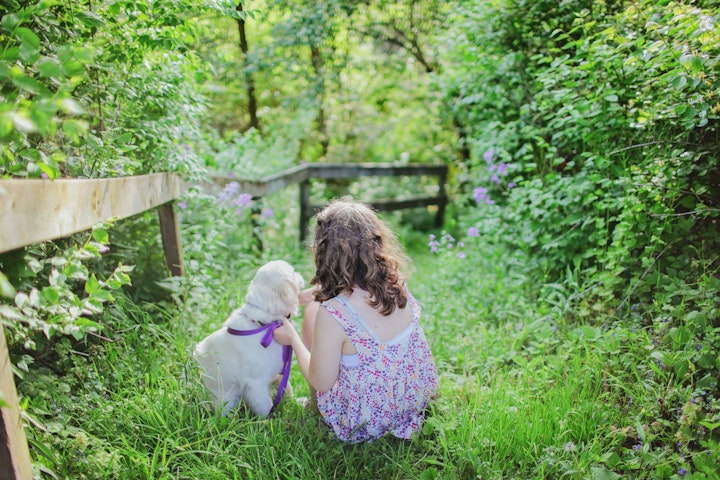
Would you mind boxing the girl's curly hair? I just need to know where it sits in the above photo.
[310,197,409,315]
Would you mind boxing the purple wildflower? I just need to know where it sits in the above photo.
[678,468,687,476]
[456,252,466,259]
[483,149,494,165]
[261,207,274,218]
[467,227,480,237]
[177,201,187,209]
[218,181,241,204]
[231,193,253,213]
[634,443,642,451]
[507,182,516,189]
[491,174,501,185]
[473,187,495,204]
[428,234,440,253]
[496,162,509,176]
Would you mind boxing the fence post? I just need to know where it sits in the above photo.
[251,203,264,252]
[0,324,34,480]
[299,180,311,244]
[435,168,448,228]
[158,203,184,276]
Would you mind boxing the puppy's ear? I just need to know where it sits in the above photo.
[275,269,302,317]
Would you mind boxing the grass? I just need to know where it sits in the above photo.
[18,230,718,479]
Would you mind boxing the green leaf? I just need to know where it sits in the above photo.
[696,353,716,369]
[36,57,64,79]
[599,452,622,469]
[92,228,109,244]
[75,317,103,331]
[11,73,45,95]
[37,162,58,180]
[69,325,84,340]
[674,358,689,378]
[60,59,85,77]
[15,27,40,49]
[680,53,704,74]
[0,305,25,321]
[40,286,60,304]
[85,274,99,295]
[76,11,106,28]
[0,113,12,138]
[61,118,88,142]
[12,111,37,133]
[0,13,21,33]
[696,374,717,390]
[73,47,96,64]
[16,27,40,64]
[591,466,621,480]
[671,75,687,90]
[669,326,690,345]
[90,289,114,303]
[59,98,85,115]
[0,272,16,298]
[1,46,19,61]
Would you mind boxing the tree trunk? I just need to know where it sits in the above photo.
[310,44,329,156]
[237,2,259,131]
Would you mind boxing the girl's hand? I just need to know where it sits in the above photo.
[298,287,317,306]
[273,319,298,346]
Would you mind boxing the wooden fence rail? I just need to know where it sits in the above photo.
[0,162,447,479]
[0,173,184,274]
[210,162,448,242]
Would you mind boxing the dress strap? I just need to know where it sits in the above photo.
[332,296,381,343]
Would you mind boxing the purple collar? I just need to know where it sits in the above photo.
[226,320,292,412]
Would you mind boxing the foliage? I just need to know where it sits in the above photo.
[0,0,212,179]
[442,0,719,332]
[437,0,720,476]
[0,224,131,375]
[0,0,219,402]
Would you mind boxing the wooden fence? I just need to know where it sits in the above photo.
[0,162,447,479]
[211,162,448,242]
[0,173,183,479]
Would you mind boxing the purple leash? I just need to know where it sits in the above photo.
[226,320,292,412]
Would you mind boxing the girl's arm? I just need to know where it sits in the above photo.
[274,307,344,393]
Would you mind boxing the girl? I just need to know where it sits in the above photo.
[273,198,438,443]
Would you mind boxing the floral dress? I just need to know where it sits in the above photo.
[316,291,439,443]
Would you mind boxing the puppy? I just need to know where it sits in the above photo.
[194,260,304,416]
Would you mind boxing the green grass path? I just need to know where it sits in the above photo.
[38,246,638,479]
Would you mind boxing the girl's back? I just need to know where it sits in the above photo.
[316,289,438,443]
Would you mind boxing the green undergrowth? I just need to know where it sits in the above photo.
[14,230,719,479]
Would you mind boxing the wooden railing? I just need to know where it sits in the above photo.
[211,162,448,241]
[0,173,184,275]
[0,173,183,480]
[0,162,447,479]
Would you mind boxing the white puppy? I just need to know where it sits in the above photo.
[194,260,304,416]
